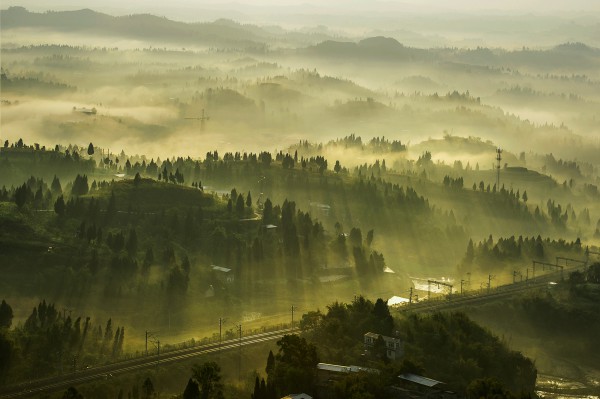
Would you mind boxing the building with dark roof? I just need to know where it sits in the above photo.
[364,332,403,360]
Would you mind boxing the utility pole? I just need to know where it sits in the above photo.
[427,279,453,299]
[146,330,158,357]
[461,273,471,295]
[409,287,413,303]
[156,340,160,375]
[487,275,495,293]
[219,317,224,353]
[185,108,210,131]
[496,148,502,189]
[157,339,160,398]
[237,324,242,381]
[291,306,295,330]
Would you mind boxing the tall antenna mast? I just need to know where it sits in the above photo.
[496,148,502,189]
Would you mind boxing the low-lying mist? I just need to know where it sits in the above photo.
[1,8,600,395]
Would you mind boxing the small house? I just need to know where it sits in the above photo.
[364,332,403,360]
[211,265,234,283]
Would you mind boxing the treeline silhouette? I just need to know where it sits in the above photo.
[460,234,583,274]
[0,299,125,383]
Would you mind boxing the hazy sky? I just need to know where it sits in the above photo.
[5,0,600,17]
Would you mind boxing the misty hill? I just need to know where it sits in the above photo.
[0,71,75,95]
[4,7,599,72]
[302,36,600,71]
[0,7,341,49]
[411,135,505,156]
[499,42,600,70]
[93,178,215,212]
[446,42,600,71]
[0,7,268,48]
[304,36,432,61]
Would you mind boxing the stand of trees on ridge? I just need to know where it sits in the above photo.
[0,299,125,383]
[247,297,537,398]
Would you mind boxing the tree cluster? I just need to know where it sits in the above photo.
[263,335,319,397]
[300,296,394,364]
[0,300,126,383]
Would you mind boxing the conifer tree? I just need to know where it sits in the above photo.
[54,195,66,215]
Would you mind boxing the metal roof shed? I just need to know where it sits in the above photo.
[398,373,444,388]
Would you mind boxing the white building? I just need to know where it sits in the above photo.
[364,332,403,360]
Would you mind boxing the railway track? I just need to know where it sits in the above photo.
[0,265,587,398]
[0,329,291,398]
[399,266,580,313]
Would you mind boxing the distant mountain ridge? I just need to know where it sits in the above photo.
[302,36,600,70]
[2,7,599,70]
[0,7,292,48]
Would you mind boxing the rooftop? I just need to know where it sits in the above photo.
[398,373,444,388]
[387,296,410,306]
[317,362,378,374]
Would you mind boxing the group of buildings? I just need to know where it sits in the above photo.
[281,332,455,399]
